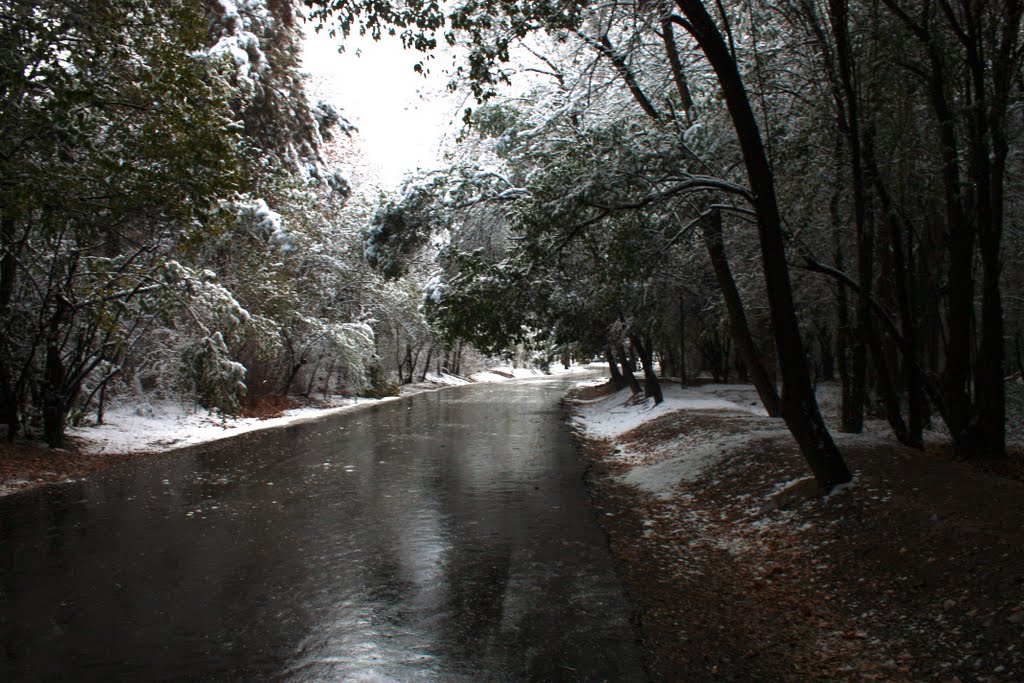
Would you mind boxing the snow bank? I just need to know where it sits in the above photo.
[571,383,763,439]
[69,364,588,456]
[420,372,472,386]
[469,364,580,383]
[570,381,790,499]
[69,396,382,455]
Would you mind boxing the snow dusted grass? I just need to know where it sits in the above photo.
[419,372,472,387]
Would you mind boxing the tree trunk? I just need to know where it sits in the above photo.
[631,334,664,405]
[96,379,108,426]
[605,346,625,388]
[868,145,925,448]
[699,331,729,383]
[659,348,675,379]
[281,359,305,396]
[393,325,405,382]
[322,359,336,398]
[420,345,434,382]
[0,362,17,441]
[678,297,688,383]
[966,0,1018,456]
[401,345,414,384]
[817,324,835,382]
[972,224,1006,455]
[617,345,643,395]
[700,209,782,417]
[829,0,873,437]
[922,37,975,455]
[0,215,19,439]
[43,325,67,448]
[830,0,914,447]
[304,358,323,397]
[452,342,463,376]
[675,0,851,489]
[1016,333,1024,381]
[832,182,859,432]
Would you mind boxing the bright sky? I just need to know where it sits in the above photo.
[302,25,468,188]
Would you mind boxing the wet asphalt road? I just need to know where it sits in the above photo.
[0,378,647,681]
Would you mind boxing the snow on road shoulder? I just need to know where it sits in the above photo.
[69,396,385,455]
[420,372,472,386]
[571,383,763,439]
[569,381,791,499]
[470,364,581,383]
[68,364,589,457]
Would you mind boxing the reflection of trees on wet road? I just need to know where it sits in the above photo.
[0,379,646,681]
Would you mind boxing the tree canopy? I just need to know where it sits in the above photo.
[331,0,1024,487]
[2,0,1021,491]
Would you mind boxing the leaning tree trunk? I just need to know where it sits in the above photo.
[617,345,643,396]
[605,347,626,389]
[420,345,434,382]
[701,209,781,417]
[630,334,664,405]
[830,0,913,447]
[675,0,851,489]
[42,313,68,448]
[678,297,688,383]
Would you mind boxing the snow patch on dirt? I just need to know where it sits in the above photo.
[570,383,761,439]
[620,430,782,498]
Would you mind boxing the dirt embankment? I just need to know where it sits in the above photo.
[568,383,1024,682]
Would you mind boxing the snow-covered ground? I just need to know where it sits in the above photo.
[69,364,582,456]
[68,396,387,455]
[569,383,786,498]
[567,379,961,500]
[572,376,1024,502]
[67,372,1024,470]
[570,382,767,439]
[570,378,1024,680]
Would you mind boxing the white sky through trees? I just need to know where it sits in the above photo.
[302,24,466,187]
